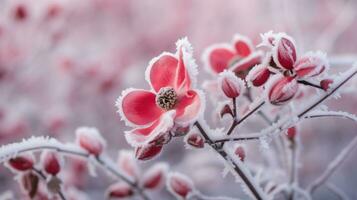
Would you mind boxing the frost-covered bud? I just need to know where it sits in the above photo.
[118,150,140,179]
[75,127,106,156]
[172,126,190,137]
[13,4,28,21]
[20,172,39,198]
[141,163,168,190]
[220,104,234,118]
[246,64,271,87]
[267,75,298,105]
[294,52,328,78]
[320,79,333,91]
[106,182,133,198]
[234,145,246,162]
[219,70,244,98]
[167,172,195,199]
[184,133,204,149]
[135,144,163,161]
[233,34,253,57]
[40,151,61,176]
[273,35,297,70]
[286,127,297,140]
[7,153,35,172]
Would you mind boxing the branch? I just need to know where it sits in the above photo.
[307,135,357,194]
[31,167,66,200]
[0,136,150,200]
[326,183,350,200]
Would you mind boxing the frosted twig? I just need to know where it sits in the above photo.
[307,135,357,194]
[0,136,150,200]
[187,192,239,200]
[31,167,66,200]
[326,183,350,200]
[304,110,357,123]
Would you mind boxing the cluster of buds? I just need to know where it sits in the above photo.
[107,150,168,198]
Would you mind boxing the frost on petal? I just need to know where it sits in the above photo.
[294,51,329,78]
[272,35,297,70]
[125,111,175,147]
[117,150,140,179]
[75,127,106,156]
[258,30,276,48]
[175,90,203,126]
[166,172,195,199]
[141,163,168,189]
[266,75,298,105]
[106,182,133,198]
[232,34,254,57]
[231,51,263,79]
[218,70,245,98]
[202,44,235,74]
[246,64,271,87]
[145,52,179,92]
[116,89,163,127]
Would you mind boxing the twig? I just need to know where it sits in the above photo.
[326,183,350,200]
[297,80,323,90]
[31,167,66,200]
[307,135,357,194]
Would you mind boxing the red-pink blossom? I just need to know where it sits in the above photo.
[167,172,195,199]
[219,70,245,99]
[75,127,106,156]
[40,151,62,176]
[7,153,35,172]
[135,144,163,161]
[294,52,328,78]
[246,64,271,87]
[117,38,203,147]
[141,163,168,189]
[267,75,298,105]
[273,35,297,70]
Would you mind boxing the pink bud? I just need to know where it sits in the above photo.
[286,127,297,140]
[267,75,298,105]
[273,36,297,70]
[7,153,34,171]
[141,163,168,190]
[219,70,244,98]
[246,64,271,87]
[13,4,28,21]
[233,34,253,57]
[40,151,61,176]
[220,104,234,118]
[234,146,246,162]
[231,52,263,79]
[75,127,106,156]
[117,150,140,179]
[320,79,333,91]
[185,133,205,149]
[135,144,163,161]
[167,172,194,199]
[106,182,133,198]
[294,52,328,78]
[172,126,191,137]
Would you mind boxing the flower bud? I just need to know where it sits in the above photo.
[286,127,297,140]
[135,144,163,161]
[246,64,271,87]
[184,133,204,149]
[40,151,61,176]
[106,182,133,198]
[234,145,246,162]
[13,4,28,21]
[273,35,297,70]
[7,153,35,171]
[320,79,333,91]
[220,104,234,118]
[294,52,328,78]
[231,52,263,79]
[219,70,244,98]
[117,150,140,179]
[75,127,106,156]
[267,75,298,105]
[167,172,194,199]
[141,163,168,189]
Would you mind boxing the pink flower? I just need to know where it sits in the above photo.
[202,34,263,78]
[218,70,245,98]
[166,172,195,199]
[75,127,106,156]
[117,38,203,147]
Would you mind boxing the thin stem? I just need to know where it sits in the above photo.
[31,167,66,200]
[307,135,357,194]
[288,139,298,200]
[326,183,350,200]
[297,80,323,90]
[194,122,266,200]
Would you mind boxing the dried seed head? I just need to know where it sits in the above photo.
[156,87,178,110]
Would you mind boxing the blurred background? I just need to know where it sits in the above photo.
[0,0,356,199]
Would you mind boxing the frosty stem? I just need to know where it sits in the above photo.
[0,138,151,200]
[194,121,266,200]
[31,167,66,200]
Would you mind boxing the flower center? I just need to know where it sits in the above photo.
[156,87,178,110]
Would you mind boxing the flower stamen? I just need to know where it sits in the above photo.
[156,87,178,110]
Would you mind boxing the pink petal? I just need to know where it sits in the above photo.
[175,90,202,125]
[273,36,297,70]
[118,89,163,127]
[231,51,263,79]
[125,111,175,147]
[233,34,254,57]
[204,46,235,74]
